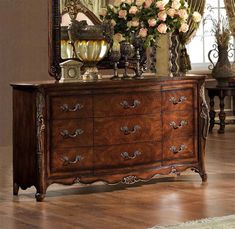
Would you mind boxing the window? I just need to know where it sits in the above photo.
[187,0,235,71]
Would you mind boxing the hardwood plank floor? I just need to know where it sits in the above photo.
[1,126,235,229]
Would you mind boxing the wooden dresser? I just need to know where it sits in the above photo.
[11,76,209,201]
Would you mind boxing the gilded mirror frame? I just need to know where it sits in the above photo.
[48,0,105,80]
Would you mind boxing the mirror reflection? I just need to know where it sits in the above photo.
[60,0,110,59]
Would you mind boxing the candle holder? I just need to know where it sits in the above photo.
[133,37,144,79]
[110,50,121,80]
[120,41,134,80]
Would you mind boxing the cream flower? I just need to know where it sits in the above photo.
[156,1,165,10]
[131,19,140,27]
[178,9,189,20]
[167,8,176,18]
[171,0,181,10]
[113,33,125,42]
[111,19,117,27]
[157,23,168,33]
[99,8,107,17]
[144,0,153,8]
[179,23,189,33]
[136,0,145,6]
[192,11,202,23]
[158,11,167,21]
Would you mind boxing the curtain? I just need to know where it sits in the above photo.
[224,0,235,35]
[178,0,206,73]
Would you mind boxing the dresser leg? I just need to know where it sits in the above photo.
[35,192,46,202]
[208,95,216,133]
[218,94,226,134]
[13,183,19,196]
[200,173,208,182]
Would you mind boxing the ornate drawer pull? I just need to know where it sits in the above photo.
[60,129,84,138]
[169,96,186,105]
[120,100,141,109]
[121,151,142,160]
[120,125,141,135]
[170,144,187,154]
[60,103,84,112]
[61,155,84,166]
[170,120,188,129]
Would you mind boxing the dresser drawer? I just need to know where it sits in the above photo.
[94,92,161,117]
[50,95,92,120]
[163,137,197,161]
[162,88,193,111]
[50,147,93,173]
[94,142,161,169]
[94,115,161,146]
[163,110,194,138]
[51,119,93,148]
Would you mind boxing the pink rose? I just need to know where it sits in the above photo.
[139,28,148,38]
[129,6,138,14]
[157,23,168,33]
[156,1,165,10]
[167,8,176,18]
[179,23,189,33]
[118,10,127,19]
[158,11,167,21]
[148,18,157,27]
[144,0,153,8]
[136,0,145,6]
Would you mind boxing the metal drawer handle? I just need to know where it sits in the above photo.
[121,151,142,160]
[60,103,84,112]
[60,129,84,138]
[120,100,141,109]
[120,125,141,135]
[169,96,187,105]
[61,155,84,166]
[170,120,188,129]
[170,144,187,154]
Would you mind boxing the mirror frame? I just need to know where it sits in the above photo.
[48,0,103,80]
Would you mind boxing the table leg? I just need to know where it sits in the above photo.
[208,95,216,133]
[218,94,226,134]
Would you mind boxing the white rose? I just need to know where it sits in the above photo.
[113,33,125,42]
[192,11,202,23]
[111,19,117,27]
[167,8,176,18]
[179,23,189,33]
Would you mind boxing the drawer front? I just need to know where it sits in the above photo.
[51,95,92,119]
[163,137,197,161]
[163,110,194,138]
[94,92,161,117]
[50,147,93,173]
[162,88,193,111]
[94,142,162,169]
[51,119,93,148]
[94,115,161,146]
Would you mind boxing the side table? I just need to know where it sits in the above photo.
[206,86,235,133]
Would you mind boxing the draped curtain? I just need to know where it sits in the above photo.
[224,0,235,35]
[179,0,206,73]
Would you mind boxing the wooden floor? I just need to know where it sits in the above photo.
[1,126,235,229]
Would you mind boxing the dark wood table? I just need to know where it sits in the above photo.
[206,86,235,133]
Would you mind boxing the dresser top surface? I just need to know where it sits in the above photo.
[11,75,205,89]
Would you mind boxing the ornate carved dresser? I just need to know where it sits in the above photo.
[11,76,209,201]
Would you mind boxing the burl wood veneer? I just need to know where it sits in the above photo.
[11,76,209,201]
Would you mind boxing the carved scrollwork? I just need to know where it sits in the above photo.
[200,83,209,139]
[122,176,140,185]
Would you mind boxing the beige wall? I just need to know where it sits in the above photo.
[0,0,49,146]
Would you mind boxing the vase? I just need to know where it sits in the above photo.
[208,44,235,87]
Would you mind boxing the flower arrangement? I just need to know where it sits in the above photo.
[100,0,202,48]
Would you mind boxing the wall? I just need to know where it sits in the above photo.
[0,0,49,146]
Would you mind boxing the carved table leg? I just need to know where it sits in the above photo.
[13,183,19,196]
[35,192,46,202]
[208,95,216,133]
[218,94,226,134]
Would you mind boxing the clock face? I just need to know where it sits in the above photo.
[68,68,77,78]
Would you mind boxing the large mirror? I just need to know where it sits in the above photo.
[49,0,112,79]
